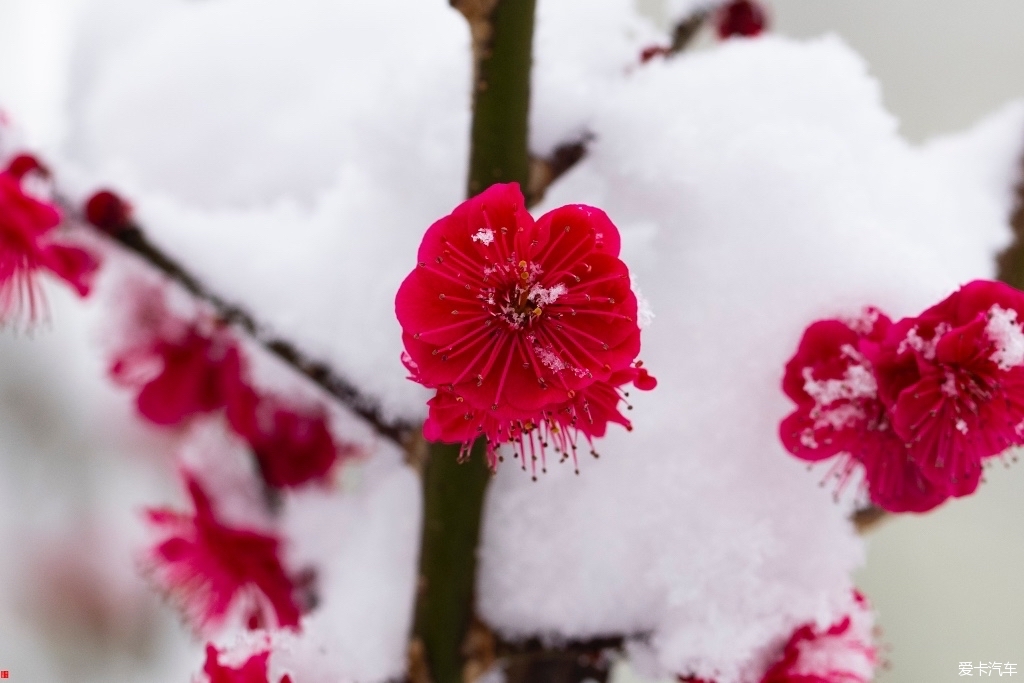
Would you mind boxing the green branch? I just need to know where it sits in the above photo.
[411,2,536,682]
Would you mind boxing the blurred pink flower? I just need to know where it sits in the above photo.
[202,644,293,683]
[229,389,347,489]
[145,476,301,634]
[112,323,245,427]
[0,154,98,324]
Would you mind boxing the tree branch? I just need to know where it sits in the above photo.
[412,1,536,682]
[527,135,591,208]
[996,156,1024,288]
[670,10,709,53]
[64,205,415,448]
[497,637,623,683]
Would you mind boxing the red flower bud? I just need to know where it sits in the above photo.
[715,0,767,39]
[85,189,133,235]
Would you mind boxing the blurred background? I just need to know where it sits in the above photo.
[0,1,1022,681]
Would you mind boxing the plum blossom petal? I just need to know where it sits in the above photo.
[229,390,348,489]
[780,309,952,512]
[201,643,294,683]
[870,280,1024,494]
[398,183,652,471]
[0,155,99,325]
[760,593,877,683]
[145,476,301,634]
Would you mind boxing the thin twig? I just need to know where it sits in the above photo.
[496,636,624,683]
[64,204,414,448]
[996,156,1024,288]
[670,10,709,53]
[852,505,889,534]
[527,135,591,208]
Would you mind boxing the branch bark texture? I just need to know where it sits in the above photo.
[67,209,414,448]
[412,1,536,682]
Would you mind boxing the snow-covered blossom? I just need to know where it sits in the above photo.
[145,476,302,634]
[867,280,1024,497]
[201,643,293,683]
[680,593,877,683]
[759,593,877,683]
[715,0,767,39]
[0,154,98,324]
[397,182,653,471]
[780,310,949,512]
[783,281,1024,511]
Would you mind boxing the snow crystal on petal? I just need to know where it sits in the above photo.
[471,228,495,246]
[526,282,567,306]
[986,304,1024,370]
[801,348,877,407]
[897,323,950,360]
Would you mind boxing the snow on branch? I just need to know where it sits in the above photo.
[65,194,416,447]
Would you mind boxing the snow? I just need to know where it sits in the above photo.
[987,304,1024,369]
[664,0,726,25]
[477,35,1024,682]
[530,0,661,157]
[802,351,876,406]
[472,228,496,246]
[0,0,1022,682]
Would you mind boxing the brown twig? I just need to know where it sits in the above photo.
[670,10,709,53]
[496,636,624,683]
[996,156,1024,288]
[65,206,415,448]
[851,505,889,534]
[527,135,591,208]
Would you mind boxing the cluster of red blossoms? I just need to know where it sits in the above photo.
[781,280,1024,512]
[120,294,352,635]
[397,183,655,474]
[110,287,352,489]
[681,592,877,683]
[0,154,99,324]
[202,644,293,683]
[0,147,342,661]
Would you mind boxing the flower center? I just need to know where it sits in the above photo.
[481,259,566,331]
